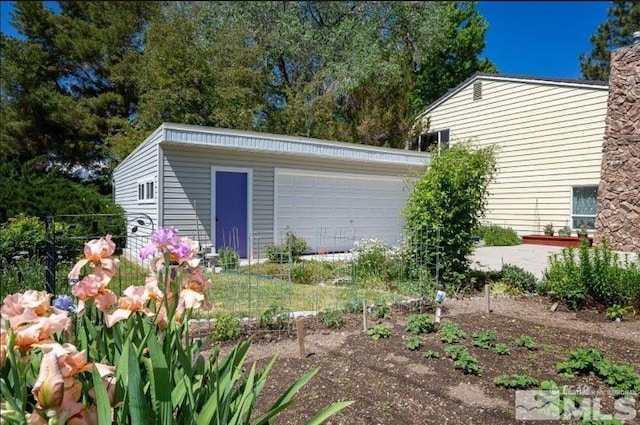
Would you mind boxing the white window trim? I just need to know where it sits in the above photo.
[419,128,450,155]
[570,185,598,231]
[137,178,156,204]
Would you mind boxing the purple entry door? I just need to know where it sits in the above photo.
[215,171,248,257]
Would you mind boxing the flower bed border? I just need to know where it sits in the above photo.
[522,234,593,248]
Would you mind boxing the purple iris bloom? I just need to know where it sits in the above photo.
[52,294,79,313]
[171,243,192,259]
[151,227,179,247]
[139,242,158,260]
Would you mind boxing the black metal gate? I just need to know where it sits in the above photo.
[44,213,154,295]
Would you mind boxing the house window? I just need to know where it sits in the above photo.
[138,179,155,203]
[419,129,450,152]
[572,186,597,229]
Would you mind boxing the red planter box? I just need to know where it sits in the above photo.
[522,234,593,248]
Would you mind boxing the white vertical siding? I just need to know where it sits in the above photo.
[419,78,608,235]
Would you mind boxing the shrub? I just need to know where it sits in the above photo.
[367,325,391,340]
[543,240,640,309]
[218,247,239,270]
[405,313,437,335]
[319,308,344,328]
[352,238,399,285]
[439,322,466,343]
[259,304,290,330]
[403,142,497,282]
[499,264,538,293]
[371,303,391,319]
[343,298,364,314]
[0,215,46,261]
[265,231,309,263]
[212,312,242,341]
[289,260,314,284]
[478,224,521,246]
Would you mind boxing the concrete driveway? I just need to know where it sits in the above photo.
[468,244,565,279]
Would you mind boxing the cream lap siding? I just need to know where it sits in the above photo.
[112,129,162,251]
[422,78,608,235]
[160,144,421,254]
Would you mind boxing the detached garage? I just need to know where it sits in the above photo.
[112,123,429,259]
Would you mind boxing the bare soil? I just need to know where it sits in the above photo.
[201,296,640,425]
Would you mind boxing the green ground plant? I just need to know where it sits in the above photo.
[265,231,310,263]
[494,374,538,389]
[343,298,365,314]
[472,329,498,349]
[444,345,482,376]
[513,335,538,351]
[493,343,510,355]
[606,304,627,321]
[439,322,466,343]
[477,224,521,247]
[367,325,392,340]
[212,312,243,341]
[499,264,538,293]
[406,335,422,351]
[424,350,440,359]
[556,348,640,393]
[319,309,345,328]
[259,304,290,330]
[218,247,240,270]
[371,304,391,319]
[405,313,437,335]
[289,260,315,284]
[542,240,640,309]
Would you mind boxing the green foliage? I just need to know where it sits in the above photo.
[218,247,240,270]
[0,160,125,224]
[444,345,482,376]
[580,1,640,81]
[477,225,521,247]
[289,261,315,285]
[493,374,538,390]
[556,348,640,394]
[259,305,290,331]
[558,225,572,237]
[405,313,437,335]
[405,335,422,351]
[265,232,310,263]
[423,350,441,359]
[499,264,538,293]
[472,329,498,349]
[319,309,344,328]
[211,312,242,341]
[439,322,467,343]
[371,304,391,319]
[403,142,497,282]
[366,325,391,341]
[543,241,640,309]
[606,304,628,321]
[513,335,538,351]
[493,343,510,355]
[342,298,364,314]
[352,238,401,286]
[0,215,45,261]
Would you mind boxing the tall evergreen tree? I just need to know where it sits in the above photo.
[0,2,160,172]
[580,1,640,81]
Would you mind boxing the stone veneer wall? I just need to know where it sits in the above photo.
[594,42,640,252]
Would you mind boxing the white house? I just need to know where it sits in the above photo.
[413,72,609,236]
[112,123,429,258]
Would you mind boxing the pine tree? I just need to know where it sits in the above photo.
[580,1,640,81]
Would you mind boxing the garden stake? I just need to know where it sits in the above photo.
[362,299,368,331]
[297,317,306,358]
[484,284,491,314]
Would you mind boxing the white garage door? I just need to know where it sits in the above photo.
[275,168,411,252]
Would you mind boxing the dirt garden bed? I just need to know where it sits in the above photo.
[202,296,640,425]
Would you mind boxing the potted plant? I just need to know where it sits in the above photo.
[576,224,588,239]
[558,225,572,237]
[543,223,554,236]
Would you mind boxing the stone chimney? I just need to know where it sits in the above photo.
[594,39,640,252]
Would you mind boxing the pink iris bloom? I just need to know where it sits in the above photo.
[68,235,120,281]
[104,285,154,328]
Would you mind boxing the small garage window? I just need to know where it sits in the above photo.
[419,129,450,153]
[571,186,597,229]
[138,179,155,203]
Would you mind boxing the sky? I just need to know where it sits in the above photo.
[1,1,610,80]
